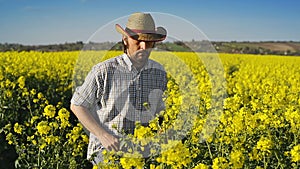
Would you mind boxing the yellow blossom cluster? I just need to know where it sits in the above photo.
[1,51,300,168]
[0,51,90,168]
[157,140,192,168]
[290,144,300,162]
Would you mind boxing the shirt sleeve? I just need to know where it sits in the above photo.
[71,65,102,109]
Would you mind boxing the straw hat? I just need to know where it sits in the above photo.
[115,12,167,42]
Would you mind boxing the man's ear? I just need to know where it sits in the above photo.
[122,36,128,45]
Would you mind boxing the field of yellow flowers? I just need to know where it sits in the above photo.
[0,51,300,169]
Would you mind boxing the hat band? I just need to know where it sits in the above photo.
[125,27,156,34]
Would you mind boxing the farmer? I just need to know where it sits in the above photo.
[70,12,168,164]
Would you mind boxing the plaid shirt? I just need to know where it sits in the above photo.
[71,53,167,160]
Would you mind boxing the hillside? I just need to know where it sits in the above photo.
[213,41,300,55]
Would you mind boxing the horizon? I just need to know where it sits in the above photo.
[1,0,300,45]
[2,40,300,46]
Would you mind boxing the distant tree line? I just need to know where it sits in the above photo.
[212,41,300,56]
[1,41,300,56]
[0,41,85,52]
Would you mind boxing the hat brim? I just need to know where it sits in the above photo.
[115,24,167,42]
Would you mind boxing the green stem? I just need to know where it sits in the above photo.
[206,140,213,160]
[274,151,282,169]
[38,147,40,168]
[263,155,268,169]
[26,94,33,117]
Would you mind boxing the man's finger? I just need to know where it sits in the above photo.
[112,141,119,151]
[107,146,112,151]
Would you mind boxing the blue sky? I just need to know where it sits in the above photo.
[0,0,300,45]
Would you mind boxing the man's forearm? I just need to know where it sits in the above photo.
[70,104,105,138]
[70,104,119,151]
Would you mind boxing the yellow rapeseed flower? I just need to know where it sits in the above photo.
[13,123,23,134]
[120,152,144,169]
[256,137,272,153]
[27,135,37,145]
[230,150,244,169]
[212,157,229,169]
[45,135,59,145]
[37,92,44,99]
[17,76,26,89]
[66,123,83,143]
[56,108,71,128]
[158,140,192,168]
[49,122,59,130]
[36,121,51,135]
[30,116,39,124]
[5,90,13,98]
[290,144,300,162]
[40,142,47,149]
[193,163,209,169]
[43,105,56,118]
[6,133,13,145]
[81,134,89,144]
[57,108,70,120]
[30,88,36,96]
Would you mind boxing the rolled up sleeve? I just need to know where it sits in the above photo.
[71,66,101,109]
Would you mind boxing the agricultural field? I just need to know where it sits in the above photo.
[0,51,300,169]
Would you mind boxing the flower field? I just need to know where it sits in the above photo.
[0,51,300,169]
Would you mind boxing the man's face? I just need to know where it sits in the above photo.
[124,36,155,69]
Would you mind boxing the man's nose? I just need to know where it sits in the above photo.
[139,41,146,49]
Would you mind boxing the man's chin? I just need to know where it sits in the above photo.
[137,53,147,58]
[136,51,150,58]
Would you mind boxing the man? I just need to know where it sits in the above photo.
[70,12,168,164]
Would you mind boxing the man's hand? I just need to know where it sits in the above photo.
[97,132,120,151]
[70,104,120,151]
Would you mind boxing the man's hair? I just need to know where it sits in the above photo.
[122,39,127,54]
